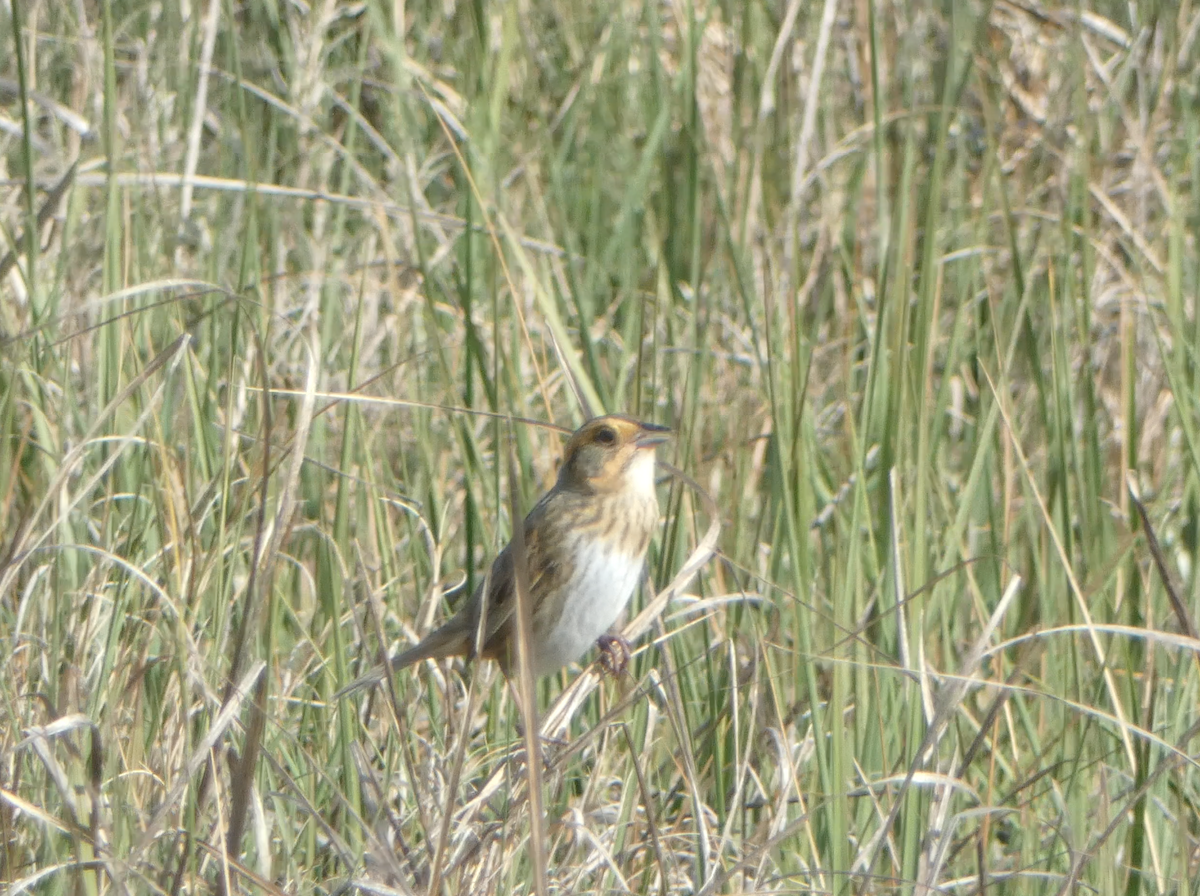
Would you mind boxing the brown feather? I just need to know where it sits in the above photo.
[388,616,472,669]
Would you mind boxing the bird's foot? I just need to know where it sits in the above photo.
[596,633,632,677]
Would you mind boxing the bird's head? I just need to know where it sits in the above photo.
[557,415,670,495]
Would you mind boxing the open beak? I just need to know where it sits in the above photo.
[635,422,672,448]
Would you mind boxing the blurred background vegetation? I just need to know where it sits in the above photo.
[2,0,1199,893]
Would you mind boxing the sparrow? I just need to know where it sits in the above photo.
[371,415,669,684]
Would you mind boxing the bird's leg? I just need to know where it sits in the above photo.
[596,631,632,677]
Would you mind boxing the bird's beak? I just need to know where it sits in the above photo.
[635,423,671,448]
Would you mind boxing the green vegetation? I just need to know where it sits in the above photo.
[2,1,1198,893]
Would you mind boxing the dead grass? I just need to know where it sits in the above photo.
[2,1,1199,894]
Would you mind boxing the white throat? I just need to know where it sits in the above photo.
[627,449,658,497]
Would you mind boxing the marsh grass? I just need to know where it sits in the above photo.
[2,1,1199,893]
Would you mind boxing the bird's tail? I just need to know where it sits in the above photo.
[389,620,472,670]
[334,620,472,699]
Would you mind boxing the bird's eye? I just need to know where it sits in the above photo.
[594,426,617,445]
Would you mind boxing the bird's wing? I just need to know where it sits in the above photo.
[473,495,564,661]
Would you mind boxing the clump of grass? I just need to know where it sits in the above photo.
[2,1,1198,894]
